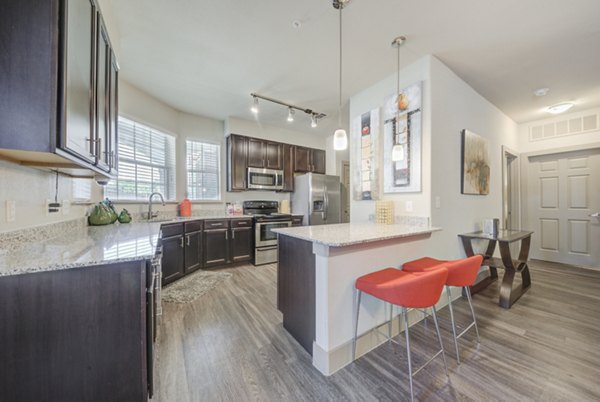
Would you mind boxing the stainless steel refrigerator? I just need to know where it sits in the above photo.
[292,173,342,226]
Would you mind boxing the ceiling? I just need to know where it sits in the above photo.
[108,0,600,136]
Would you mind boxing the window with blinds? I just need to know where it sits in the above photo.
[186,140,221,201]
[106,117,176,201]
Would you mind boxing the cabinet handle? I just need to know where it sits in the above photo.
[225,231,228,240]
[180,237,184,248]
[232,230,235,239]
[186,235,190,246]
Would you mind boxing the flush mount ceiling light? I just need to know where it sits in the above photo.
[333,0,350,151]
[533,87,550,97]
[391,36,407,162]
[249,93,326,128]
[546,102,574,114]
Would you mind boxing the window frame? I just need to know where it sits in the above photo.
[105,115,178,202]
[185,138,222,202]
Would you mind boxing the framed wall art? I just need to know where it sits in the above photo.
[351,108,380,200]
[383,81,422,193]
[461,129,490,195]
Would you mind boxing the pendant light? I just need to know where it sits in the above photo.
[250,96,259,114]
[311,114,318,128]
[287,107,295,122]
[333,0,349,151]
[391,36,406,162]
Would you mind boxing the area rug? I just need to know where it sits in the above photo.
[162,270,232,304]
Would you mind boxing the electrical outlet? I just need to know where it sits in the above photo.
[62,200,71,215]
[435,196,441,209]
[405,201,413,212]
[6,200,16,222]
[46,199,61,215]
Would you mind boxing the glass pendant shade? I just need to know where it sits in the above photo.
[250,97,259,114]
[333,128,348,150]
[391,143,405,161]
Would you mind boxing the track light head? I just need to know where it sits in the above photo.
[250,96,259,114]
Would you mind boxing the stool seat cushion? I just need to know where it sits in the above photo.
[355,267,448,308]
[403,255,484,287]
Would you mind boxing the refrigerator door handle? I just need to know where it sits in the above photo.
[324,185,328,222]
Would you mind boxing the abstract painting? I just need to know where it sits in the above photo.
[383,81,422,193]
[351,108,380,200]
[461,129,490,195]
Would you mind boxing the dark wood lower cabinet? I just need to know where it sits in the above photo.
[184,230,202,274]
[231,227,253,262]
[0,261,149,401]
[161,234,184,285]
[204,229,229,267]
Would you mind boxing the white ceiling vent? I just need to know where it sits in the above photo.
[529,113,598,142]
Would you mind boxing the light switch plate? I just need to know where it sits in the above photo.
[6,200,16,222]
[405,201,413,212]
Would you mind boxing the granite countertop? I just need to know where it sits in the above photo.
[272,223,441,247]
[0,221,165,277]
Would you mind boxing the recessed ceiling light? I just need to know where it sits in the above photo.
[546,102,574,114]
[533,87,550,97]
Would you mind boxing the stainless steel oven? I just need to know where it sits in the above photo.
[247,167,283,190]
[255,219,291,265]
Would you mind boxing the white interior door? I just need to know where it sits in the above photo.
[526,148,600,267]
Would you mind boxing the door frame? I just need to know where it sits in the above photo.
[502,145,520,230]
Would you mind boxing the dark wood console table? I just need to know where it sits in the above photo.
[458,230,533,309]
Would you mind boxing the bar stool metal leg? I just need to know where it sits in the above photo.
[402,307,414,402]
[465,286,480,343]
[431,306,449,377]
[388,303,393,342]
[353,290,362,361]
[446,285,461,364]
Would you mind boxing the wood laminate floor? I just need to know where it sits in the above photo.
[154,261,600,401]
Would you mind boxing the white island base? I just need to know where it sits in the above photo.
[275,223,453,376]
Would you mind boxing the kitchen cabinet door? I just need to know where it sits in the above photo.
[265,142,282,170]
[95,17,110,172]
[204,229,229,267]
[227,134,247,191]
[281,143,294,192]
[62,0,97,163]
[184,231,202,274]
[108,51,119,173]
[294,146,311,172]
[161,235,184,285]
[231,227,253,263]
[247,138,265,168]
[312,149,326,174]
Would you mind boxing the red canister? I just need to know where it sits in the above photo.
[179,198,192,217]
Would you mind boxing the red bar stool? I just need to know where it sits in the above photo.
[353,267,449,402]
[403,255,483,364]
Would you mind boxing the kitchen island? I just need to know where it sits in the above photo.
[274,222,441,375]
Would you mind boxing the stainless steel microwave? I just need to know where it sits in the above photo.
[247,167,284,190]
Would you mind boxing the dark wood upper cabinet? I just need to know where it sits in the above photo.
[247,138,265,168]
[312,149,326,174]
[294,146,312,172]
[227,134,247,191]
[0,0,118,179]
[281,143,294,192]
[265,142,282,169]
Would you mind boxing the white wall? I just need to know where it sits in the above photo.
[518,107,600,154]
[429,56,519,259]
[348,56,432,222]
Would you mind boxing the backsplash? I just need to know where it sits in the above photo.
[0,160,102,233]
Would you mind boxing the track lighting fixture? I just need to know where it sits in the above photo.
[249,93,326,129]
[250,96,259,114]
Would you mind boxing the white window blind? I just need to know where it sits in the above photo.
[106,117,176,201]
[186,140,221,201]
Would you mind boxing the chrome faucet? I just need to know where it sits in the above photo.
[148,192,165,220]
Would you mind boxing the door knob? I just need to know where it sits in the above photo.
[589,212,600,218]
